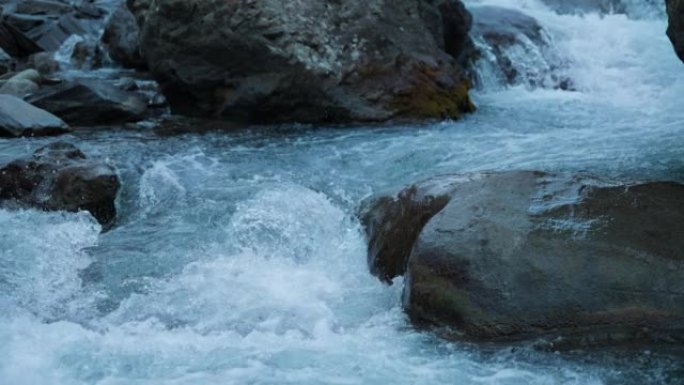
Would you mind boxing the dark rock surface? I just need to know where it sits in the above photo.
[361,171,684,344]
[0,142,120,227]
[667,0,684,63]
[0,0,108,58]
[0,46,15,74]
[27,78,147,125]
[0,94,69,136]
[102,3,145,69]
[130,0,475,124]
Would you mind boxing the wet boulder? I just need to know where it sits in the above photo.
[667,0,684,63]
[0,142,120,227]
[0,68,41,97]
[130,0,475,124]
[102,3,145,69]
[361,171,684,344]
[470,6,572,90]
[26,78,147,125]
[0,76,38,97]
[0,94,69,137]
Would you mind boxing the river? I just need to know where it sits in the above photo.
[1,0,683,383]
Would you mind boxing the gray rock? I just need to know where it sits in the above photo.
[26,78,147,125]
[0,94,69,136]
[667,0,684,63]
[5,68,41,83]
[14,0,73,16]
[0,77,39,97]
[362,171,684,344]
[0,17,42,57]
[130,0,475,123]
[70,38,105,69]
[0,142,120,227]
[102,3,145,69]
[29,51,60,74]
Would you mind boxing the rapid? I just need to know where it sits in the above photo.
[1,0,683,383]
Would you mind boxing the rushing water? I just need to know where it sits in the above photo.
[1,1,684,384]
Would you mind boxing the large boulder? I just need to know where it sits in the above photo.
[102,3,145,69]
[26,78,147,125]
[0,68,41,97]
[667,0,684,63]
[0,142,120,227]
[0,94,69,137]
[361,171,684,344]
[129,0,475,123]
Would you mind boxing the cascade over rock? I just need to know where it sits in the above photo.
[128,0,475,124]
[469,6,572,89]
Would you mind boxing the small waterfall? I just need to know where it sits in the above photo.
[468,5,573,91]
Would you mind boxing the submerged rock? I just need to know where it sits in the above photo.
[667,0,684,63]
[0,142,120,227]
[361,171,684,344]
[130,0,475,124]
[0,94,69,137]
[27,78,147,125]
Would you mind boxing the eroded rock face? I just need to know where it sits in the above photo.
[129,0,475,124]
[0,142,120,227]
[667,0,684,63]
[362,171,684,344]
[0,94,69,137]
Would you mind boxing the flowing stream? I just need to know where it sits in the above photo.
[1,0,683,384]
